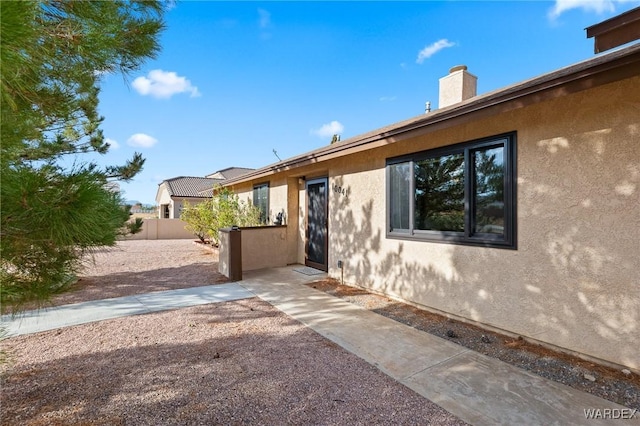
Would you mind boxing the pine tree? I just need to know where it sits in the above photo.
[0,1,166,310]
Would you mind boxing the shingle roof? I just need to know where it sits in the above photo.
[164,176,222,198]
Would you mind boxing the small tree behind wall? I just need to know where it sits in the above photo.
[182,186,262,245]
[181,199,214,244]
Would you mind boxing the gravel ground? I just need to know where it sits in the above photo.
[2,240,227,315]
[308,280,640,410]
[0,240,466,425]
[54,239,228,306]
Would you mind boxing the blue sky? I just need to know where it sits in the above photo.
[94,0,640,205]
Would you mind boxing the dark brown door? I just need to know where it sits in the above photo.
[305,177,328,271]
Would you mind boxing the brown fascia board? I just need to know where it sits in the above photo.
[223,43,640,187]
[586,7,640,53]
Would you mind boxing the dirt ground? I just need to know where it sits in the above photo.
[2,239,637,424]
[0,240,466,425]
[307,279,640,410]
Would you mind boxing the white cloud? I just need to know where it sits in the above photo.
[105,137,120,149]
[549,0,615,19]
[416,39,456,64]
[549,0,640,19]
[257,8,273,40]
[379,96,397,102]
[127,133,158,148]
[311,121,344,138]
[132,69,201,99]
[258,8,271,28]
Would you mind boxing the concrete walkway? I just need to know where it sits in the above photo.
[2,266,634,425]
[240,267,634,426]
[1,283,254,336]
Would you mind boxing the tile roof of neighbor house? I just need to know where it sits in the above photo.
[163,176,222,198]
[158,168,254,199]
[206,167,255,180]
[221,42,640,187]
[198,167,255,197]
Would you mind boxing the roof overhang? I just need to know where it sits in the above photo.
[223,43,640,187]
[586,7,640,53]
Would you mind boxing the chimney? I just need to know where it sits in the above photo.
[438,65,477,109]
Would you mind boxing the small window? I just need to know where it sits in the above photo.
[253,183,269,224]
[389,162,411,231]
[387,132,516,248]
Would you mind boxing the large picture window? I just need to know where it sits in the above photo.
[253,182,269,224]
[386,132,516,248]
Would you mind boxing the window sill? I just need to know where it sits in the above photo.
[386,231,516,250]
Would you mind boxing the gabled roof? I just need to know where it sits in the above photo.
[221,42,640,187]
[206,167,255,180]
[162,176,222,198]
[157,167,254,200]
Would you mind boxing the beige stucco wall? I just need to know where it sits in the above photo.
[323,76,639,370]
[156,183,209,219]
[236,178,290,225]
[232,178,301,266]
[156,183,172,205]
[170,197,208,219]
[240,226,290,271]
[156,184,172,218]
[125,219,194,240]
[268,178,288,225]
[227,76,639,370]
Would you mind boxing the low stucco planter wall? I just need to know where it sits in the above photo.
[240,225,289,271]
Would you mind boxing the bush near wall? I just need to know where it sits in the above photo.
[182,186,262,245]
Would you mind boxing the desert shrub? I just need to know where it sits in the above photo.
[182,186,262,245]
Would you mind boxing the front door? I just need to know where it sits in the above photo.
[305,177,328,271]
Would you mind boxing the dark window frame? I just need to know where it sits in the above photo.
[386,132,517,249]
[253,182,270,224]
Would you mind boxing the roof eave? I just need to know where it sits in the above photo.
[223,43,640,187]
[586,6,640,53]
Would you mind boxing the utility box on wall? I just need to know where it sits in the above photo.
[218,226,242,281]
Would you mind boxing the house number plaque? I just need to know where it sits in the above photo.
[332,184,349,197]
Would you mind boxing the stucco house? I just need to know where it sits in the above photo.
[220,16,639,371]
[156,167,254,219]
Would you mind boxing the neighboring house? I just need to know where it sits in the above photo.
[220,17,640,370]
[205,167,256,181]
[199,167,257,197]
[156,167,254,219]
